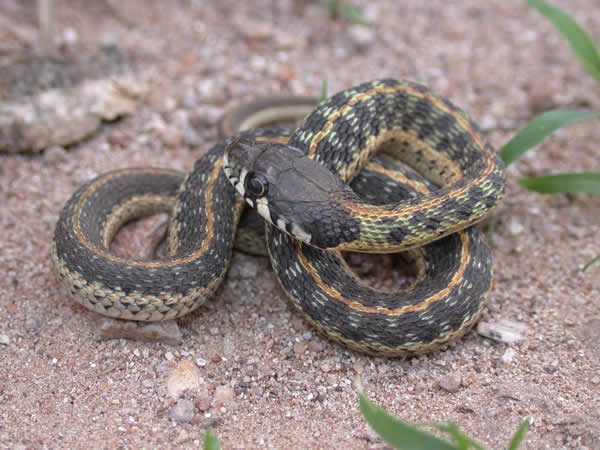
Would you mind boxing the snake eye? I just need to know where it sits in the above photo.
[245,172,268,198]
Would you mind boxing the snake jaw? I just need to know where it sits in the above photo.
[222,154,246,199]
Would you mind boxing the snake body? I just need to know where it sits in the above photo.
[52,79,505,355]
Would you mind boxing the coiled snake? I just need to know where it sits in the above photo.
[52,79,505,356]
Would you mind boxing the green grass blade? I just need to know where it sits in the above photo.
[508,416,532,450]
[582,255,600,272]
[527,0,600,82]
[435,423,485,450]
[320,80,329,103]
[359,394,457,450]
[340,3,368,25]
[518,172,600,193]
[500,110,600,166]
[203,428,220,450]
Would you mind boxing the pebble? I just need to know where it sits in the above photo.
[0,334,9,345]
[157,123,183,149]
[274,30,300,50]
[195,358,208,367]
[195,396,212,412]
[227,252,263,280]
[502,348,516,364]
[43,146,69,164]
[362,3,379,22]
[60,27,79,46]
[307,339,326,353]
[525,78,558,114]
[438,373,462,393]
[214,385,236,404]
[477,319,527,344]
[235,19,274,40]
[168,399,195,423]
[293,341,307,355]
[303,331,313,340]
[167,359,204,399]
[97,318,182,345]
[507,218,525,236]
[347,25,376,49]
[24,317,41,330]
[479,115,498,131]
[566,224,586,240]
[195,79,226,104]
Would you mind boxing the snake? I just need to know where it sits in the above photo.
[52,79,505,356]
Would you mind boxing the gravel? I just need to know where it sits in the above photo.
[1,0,599,448]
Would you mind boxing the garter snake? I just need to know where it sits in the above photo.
[52,79,505,356]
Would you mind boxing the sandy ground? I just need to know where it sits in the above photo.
[1,0,599,448]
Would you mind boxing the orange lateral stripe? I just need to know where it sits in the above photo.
[72,162,224,268]
[295,230,470,316]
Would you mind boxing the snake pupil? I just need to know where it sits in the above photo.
[245,173,268,198]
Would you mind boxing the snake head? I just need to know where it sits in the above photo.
[223,136,355,247]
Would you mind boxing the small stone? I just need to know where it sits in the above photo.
[293,341,307,355]
[168,399,195,423]
[303,331,313,340]
[167,359,204,399]
[24,317,41,330]
[439,373,462,393]
[235,19,274,40]
[158,124,182,148]
[477,319,527,344]
[209,327,219,336]
[566,224,586,240]
[274,30,300,50]
[165,351,175,361]
[97,318,182,345]
[525,78,559,114]
[362,4,379,22]
[195,358,207,367]
[320,361,332,373]
[0,334,9,345]
[502,348,516,364]
[479,115,498,131]
[507,218,525,236]
[364,426,380,443]
[307,339,326,353]
[214,385,236,404]
[142,379,154,388]
[347,25,376,49]
[195,396,211,412]
[43,146,68,163]
[227,252,263,280]
[60,27,79,46]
